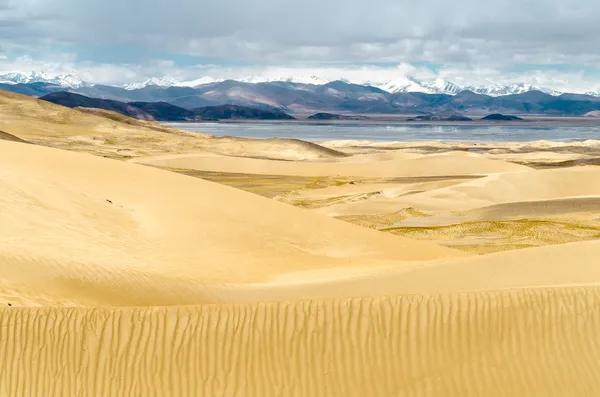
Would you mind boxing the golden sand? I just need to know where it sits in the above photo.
[2,89,600,395]
[133,150,529,178]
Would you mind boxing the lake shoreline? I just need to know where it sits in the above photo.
[162,121,600,143]
[163,115,600,128]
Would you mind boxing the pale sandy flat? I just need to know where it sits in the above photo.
[320,166,600,216]
[133,150,529,178]
[322,138,600,152]
[486,150,596,163]
[283,179,471,207]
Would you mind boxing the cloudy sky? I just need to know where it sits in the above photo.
[1,0,600,91]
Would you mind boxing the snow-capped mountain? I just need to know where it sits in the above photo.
[367,79,560,96]
[372,76,436,94]
[585,89,600,97]
[236,74,329,85]
[465,83,561,97]
[175,76,221,87]
[121,76,180,90]
[421,78,463,95]
[370,77,463,95]
[0,71,86,88]
[0,70,582,97]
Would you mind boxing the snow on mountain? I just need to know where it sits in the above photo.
[0,70,573,97]
[585,89,600,97]
[128,71,565,97]
[0,71,86,88]
[370,79,562,96]
[47,74,87,88]
[466,83,561,97]
[371,76,436,94]
[175,76,222,87]
[121,76,180,90]
[236,74,329,85]
[421,78,463,95]
[0,71,51,84]
[360,77,461,95]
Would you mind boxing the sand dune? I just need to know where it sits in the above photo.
[284,179,470,205]
[321,165,600,216]
[3,286,600,395]
[398,165,600,212]
[223,239,600,301]
[134,150,529,178]
[0,89,190,139]
[486,150,596,164]
[204,136,349,160]
[0,130,27,143]
[2,142,600,396]
[0,140,468,306]
[467,196,600,220]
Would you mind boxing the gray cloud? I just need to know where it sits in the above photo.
[3,0,600,95]
[0,0,597,67]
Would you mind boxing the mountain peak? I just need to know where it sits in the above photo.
[237,74,328,85]
[0,71,86,88]
[585,89,600,98]
[121,76,180,90]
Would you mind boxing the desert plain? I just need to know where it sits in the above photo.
[2,88,600,396]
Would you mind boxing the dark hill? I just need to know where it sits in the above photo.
[307,113,369,120]
[481,114,524,121]
[40,92,158,120]
[128,101,196,121]
[0,82,64,97]
[408,113,472,121]
[40,92,295,121]
[192,105,295,120]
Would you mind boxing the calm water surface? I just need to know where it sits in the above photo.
[163,122,600,142]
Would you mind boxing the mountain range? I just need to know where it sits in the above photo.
[0,71,86,88]
[4,71,600,116]
[2,70,598,97]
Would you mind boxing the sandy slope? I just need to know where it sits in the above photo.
[0,89,195,140]
[0,130,28,143]
[0,140,467,307]
[0,89,364,163]
[320,165,600,216]
[397,165,600,212]
[134,150,529,178]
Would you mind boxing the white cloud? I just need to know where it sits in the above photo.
[1,0,600,67]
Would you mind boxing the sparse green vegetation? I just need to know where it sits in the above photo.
[384,218,600,254]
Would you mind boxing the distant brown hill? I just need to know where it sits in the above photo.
[40,92,295,121]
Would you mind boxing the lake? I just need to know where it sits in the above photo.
[162,122,600,142]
